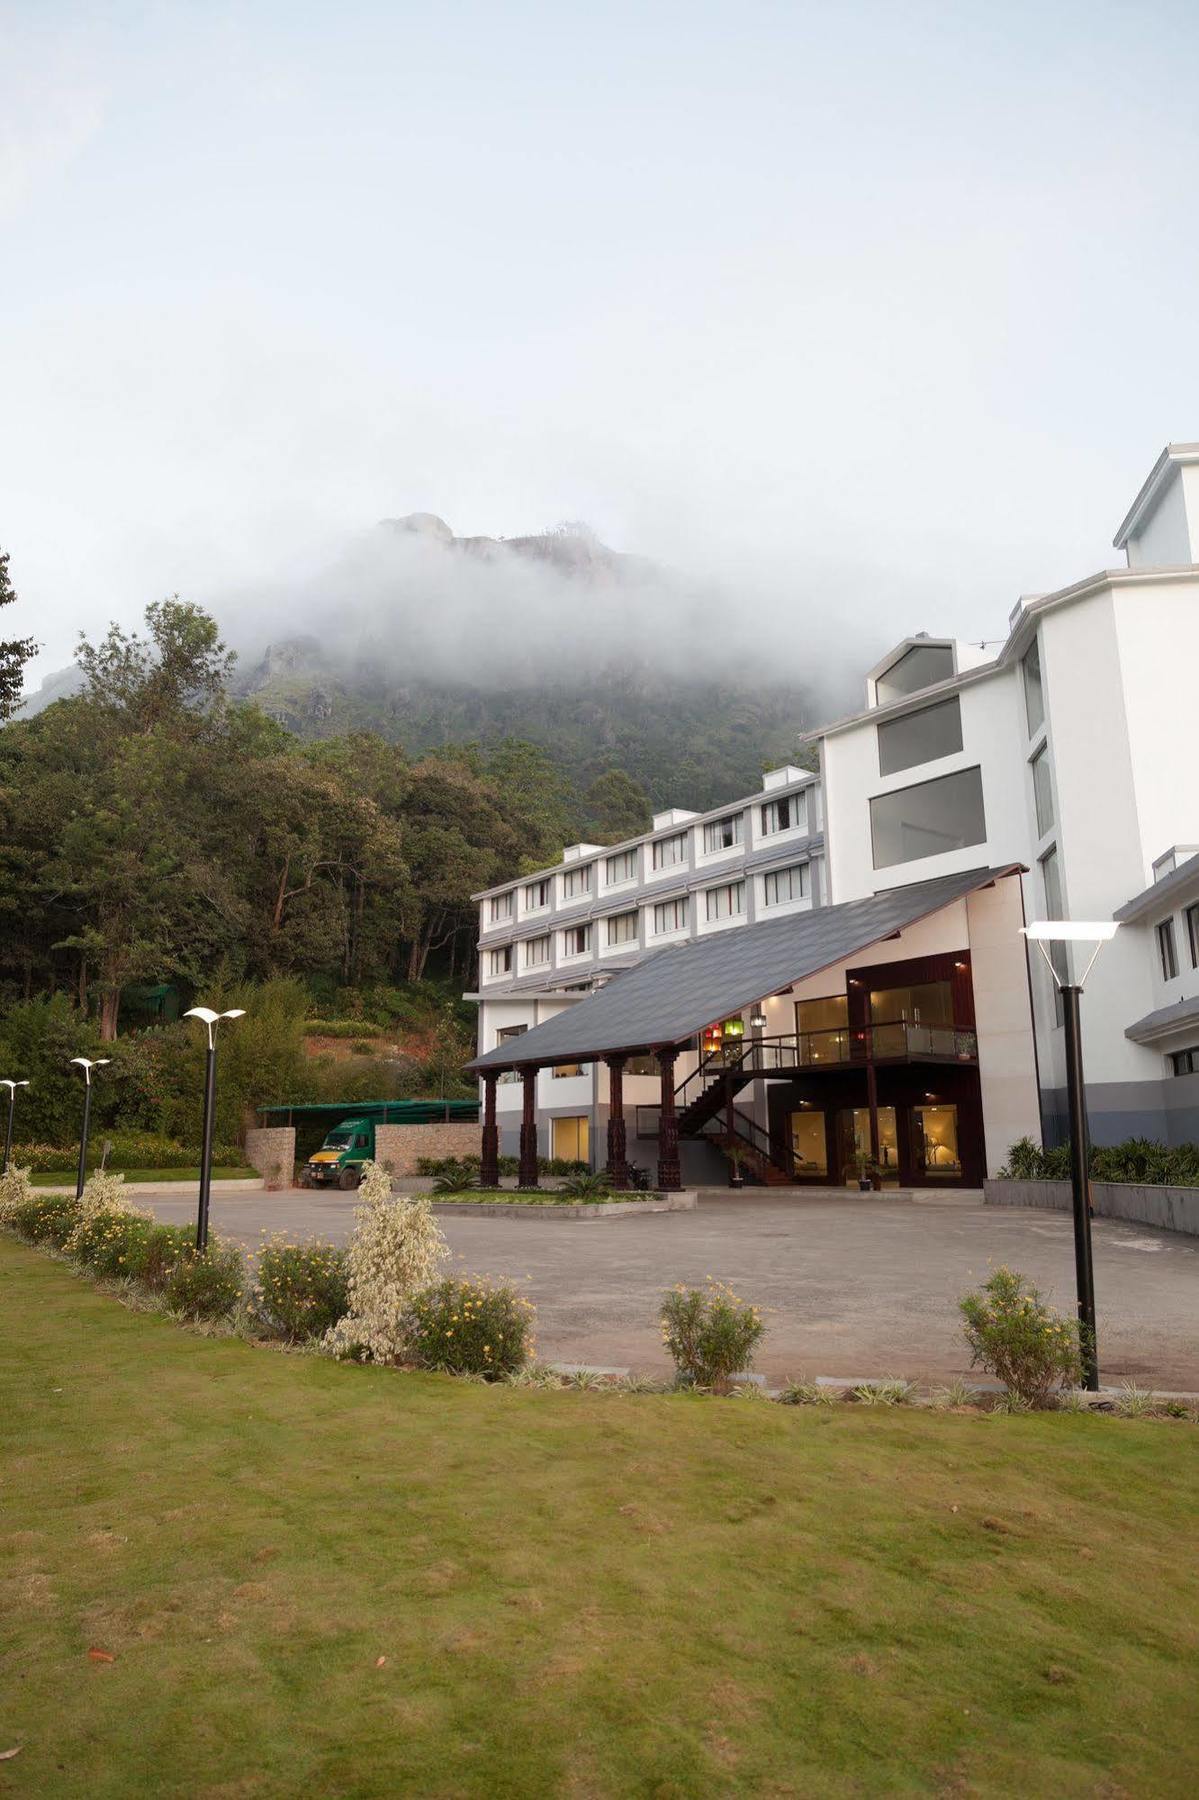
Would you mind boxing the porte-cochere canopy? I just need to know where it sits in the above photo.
[468,865,1024,1074]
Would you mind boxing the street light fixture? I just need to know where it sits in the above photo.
[69,1058,111,1199]
[184,1007,246,1251]
[1021,919,1120,1391]
[1,1079,31,1175]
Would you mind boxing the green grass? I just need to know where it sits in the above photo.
[2,1238,1197,1798]
[29,1167,256,1187]
[428,1189,627,1205]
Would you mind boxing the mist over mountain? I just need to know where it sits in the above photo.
[18,514,856,811]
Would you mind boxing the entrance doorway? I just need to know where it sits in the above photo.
[552,1115,590,1164]
[911,1103,961,1179]
[789,1109,828,1178]
[836,1107,899,1185]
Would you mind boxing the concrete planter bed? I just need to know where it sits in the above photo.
[424,1190,697,1220]
[984,1178,1199,1238]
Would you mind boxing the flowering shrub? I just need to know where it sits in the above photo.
[959,1266,1083,1407]
[10,1133,244,1174]
[138,1224,198,1291]
[324,1160,448,1362]
[164,1241,246,1320]
[5,1190,82,1247]
[407,1276,535,1377]
[0,1162,35,1222]
[64,1170,149,1265]
[659,1280,765,1393]
[69,1211,160,1280]
[256,1236,349,1341]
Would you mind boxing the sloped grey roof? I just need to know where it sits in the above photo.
[468,865,1021,1071]
[1124,995,1199,1045]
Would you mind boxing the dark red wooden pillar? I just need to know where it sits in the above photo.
[518,1067,539,1188]
[656,1047,681,1191]
[605,1054,629,1189]
[480,1072,500,1189]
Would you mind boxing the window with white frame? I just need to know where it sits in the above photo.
[1030,744,1054,838]
[496,1024,527,1047]
[524,934,551,968]
[561,924,591,957]
[704,881,745,922]
[486,946,512,978]
[606,910,638,946]
[652,897,688,935]
[702,814,743,853]
[652,833,686,870]
[524,877,550,910]
[870,767,986,869]
[561,864,592,900]
[604,848,637,884]
[760,792,806,836]
[488,892,513,924]
[1158,918,1178,982]
[1186,902,1199,969]
[763,863,809,906]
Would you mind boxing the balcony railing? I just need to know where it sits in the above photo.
[674,1025,978,1105]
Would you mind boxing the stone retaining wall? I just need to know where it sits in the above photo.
[374,1121,481,1178]
[984,1178,1199,1238]
[244,1126,295,1189]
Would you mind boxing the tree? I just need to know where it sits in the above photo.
[583,767,652,843]
[76,597,235,733]
[0,550,36,722]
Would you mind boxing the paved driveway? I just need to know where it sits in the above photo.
[140,1187,1199,1388]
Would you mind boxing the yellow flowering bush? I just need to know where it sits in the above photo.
[959,1266,1083,1407]
[64,1170,149,1268]
[256,1235,349,1341]
[324,1161,448,1362]
[408,1276,535,1378]
[659,1279,765,1393]
[5,1189,83,1247]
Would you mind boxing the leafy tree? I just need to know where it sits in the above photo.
[76,597,235,732]
[583,767,652,842]
[0,549,36,722]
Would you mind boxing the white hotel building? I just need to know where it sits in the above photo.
[468,444,1199,1187]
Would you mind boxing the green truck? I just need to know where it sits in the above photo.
[301,1117,378,1189]
[257,1099,480,1190]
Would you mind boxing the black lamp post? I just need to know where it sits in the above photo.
[69,1058,111,1198]
[1022,920,1119,1393]
[184,1007,246,1251]
[2,1079,30,1174]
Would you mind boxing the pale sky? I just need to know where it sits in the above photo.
[3,0,1198,685]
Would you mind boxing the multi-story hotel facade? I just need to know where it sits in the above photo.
[467,443,1199,1188]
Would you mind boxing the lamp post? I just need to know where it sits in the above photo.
[1021,920,1120,1392]
[1,1079,30,1174]
[69,1058,111,1199]
[184,1007,246,1252]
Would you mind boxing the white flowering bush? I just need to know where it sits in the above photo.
[324,1161,448,1363]
[65,1169,152,1270]
[0,1162,35,1223]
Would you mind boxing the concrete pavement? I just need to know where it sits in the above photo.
[134,1185,1199,1388]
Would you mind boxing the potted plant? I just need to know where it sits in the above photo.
[727,1147,747,1189]
[853,1150,872,1192]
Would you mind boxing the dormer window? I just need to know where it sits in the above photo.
[876,642,955,706]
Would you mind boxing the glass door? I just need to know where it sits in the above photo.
[835,1107,899,1185]
[910,1104,961,1179]
[789,1110,828,1178]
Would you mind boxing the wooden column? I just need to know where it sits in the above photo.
[656,1047,681,1191]
[605,1054,629,1189]
[518,1067,539,1188]
[480,1072,500,1189]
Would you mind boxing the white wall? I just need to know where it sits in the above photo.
[1125,469,1196,569]
[822,667,1033,905]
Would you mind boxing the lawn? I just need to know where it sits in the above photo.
[2,1238,1197,1798]
[29,1168,255,1187]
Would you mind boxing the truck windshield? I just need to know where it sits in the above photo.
[324,1130,351,1147]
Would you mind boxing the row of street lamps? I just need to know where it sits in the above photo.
[1,1006,244,1251]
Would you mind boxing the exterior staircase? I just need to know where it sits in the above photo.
[673,1053,793,1184]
